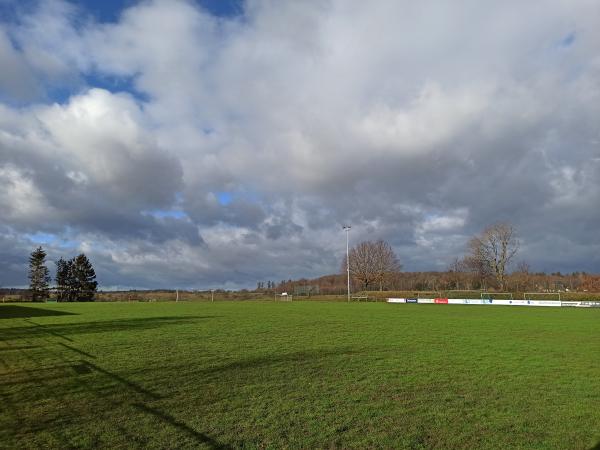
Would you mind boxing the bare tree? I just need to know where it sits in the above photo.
[342,240,401,291]
[468,223,519,290]
[446,257,468,290]
[512,261,531,292]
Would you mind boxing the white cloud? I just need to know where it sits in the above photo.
[0,165,54,222]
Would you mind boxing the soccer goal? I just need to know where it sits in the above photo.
[480,292,514,301]
[523,292,561,301]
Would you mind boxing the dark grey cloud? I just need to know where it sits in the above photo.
[1,0,599,289]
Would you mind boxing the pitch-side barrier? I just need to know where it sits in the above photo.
[387,298,600,308]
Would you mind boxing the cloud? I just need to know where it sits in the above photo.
[1,0,600,288]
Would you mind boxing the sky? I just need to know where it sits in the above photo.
[1,0,599,290]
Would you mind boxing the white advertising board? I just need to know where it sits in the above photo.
[561,301,580,307]
[463,299,484,305]
[447,299,464,304]
[481,299,512,306]
[528,300,561,307]
[576,301,600,308]
[388,298,565,307]
[480,299,561,307]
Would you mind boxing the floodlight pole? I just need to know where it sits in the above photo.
[343,225,351,302]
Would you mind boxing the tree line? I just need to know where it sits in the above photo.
[275,222,598,294]
[338,222,519,291]
[28,247,98,302]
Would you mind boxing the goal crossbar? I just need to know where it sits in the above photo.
[480,292,514,300]
[523,292,561,300]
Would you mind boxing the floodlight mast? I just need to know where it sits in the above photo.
[343,225,351,302]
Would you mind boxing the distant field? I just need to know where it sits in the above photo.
[1,302,599,449]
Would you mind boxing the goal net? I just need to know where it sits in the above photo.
[480,292,514,300]
[523,292,561,301]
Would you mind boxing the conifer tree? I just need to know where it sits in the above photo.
[28,247,51,302]
[55,257,69,302]
[71,254,98,301]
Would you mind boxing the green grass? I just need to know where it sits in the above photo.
[1,302,599,449]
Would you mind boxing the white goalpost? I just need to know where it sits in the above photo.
[480,292,514,300]
[524,292,561,301]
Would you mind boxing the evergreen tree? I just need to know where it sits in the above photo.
[65,258,78,301]
[71,254,98,301]
[28,247,51,302]
[55,257,69,302]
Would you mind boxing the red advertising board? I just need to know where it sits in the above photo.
[434,298,449,304]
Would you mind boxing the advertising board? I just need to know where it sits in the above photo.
[508,300,529,306]
[463,299,484,305]
[447,299,464,304]
[480,299,562,307]
[528,300,561,307]
[479,299,509,305]
[561,301,579,307]
[389,297,566,307]
[577,301,600,308]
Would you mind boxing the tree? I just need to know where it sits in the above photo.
[342,240,401,290]
[28,247,51,302]
[55,254,98,301]
[512,261,531,292]
[71,254,98,301]
[446,257,468,290]
[55,257,70,301]
[467,223,519,290]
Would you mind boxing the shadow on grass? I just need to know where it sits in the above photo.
[589,442,600,450]
[0,345,41,352]
[1,327,231,449]
[0,316,216,342]
[1,343,337,448]
[0,362,89,385]
[133,403,232,450]
[82,361,162,400]
[24,319,75,342]
[57,342,95,359]
[196,348,357,378]
[0,305,77,319]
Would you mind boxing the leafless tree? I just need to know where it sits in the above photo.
[512,261,531,292]
[446,257,468,290]
[342,240,402,290]
[468,222,519,290]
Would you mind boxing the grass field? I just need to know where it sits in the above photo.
[1,302,599,449]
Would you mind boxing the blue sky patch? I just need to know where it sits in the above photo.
[196,0,244,17]
[144,209,188,219]
[69,0,244,23]
[84,73,149,102]
[217,192,233,205]
[25,232,57,244]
